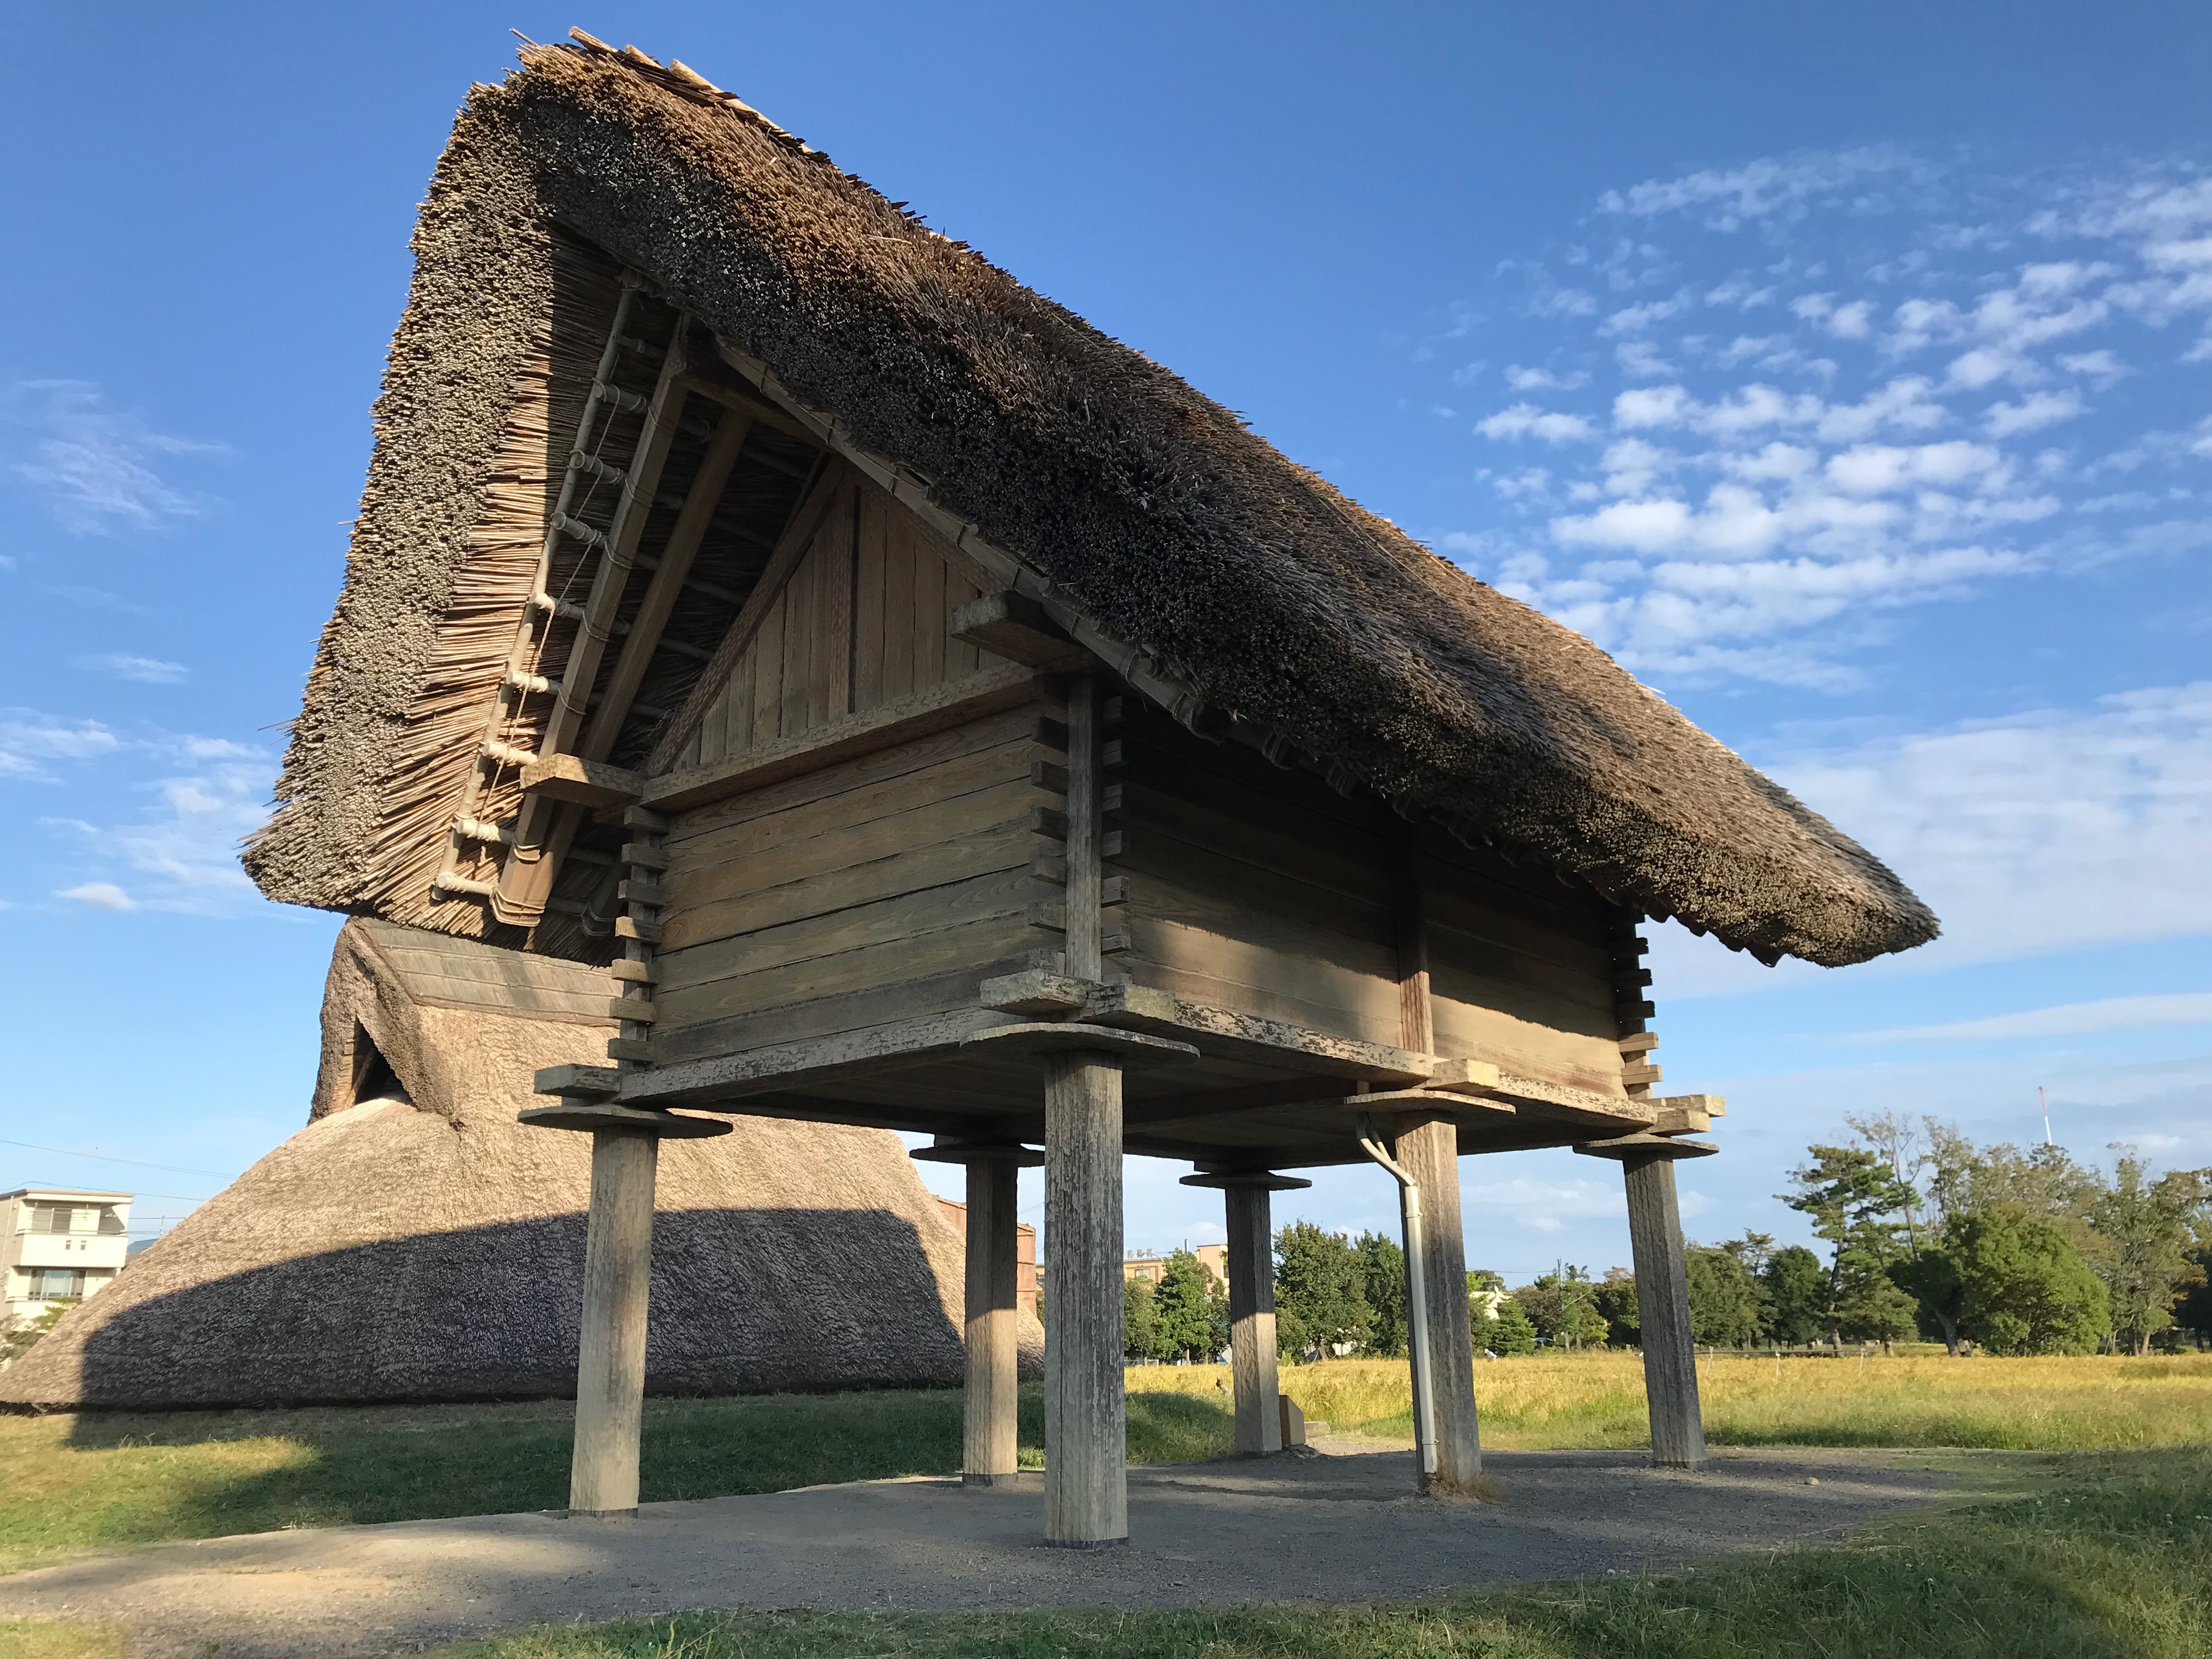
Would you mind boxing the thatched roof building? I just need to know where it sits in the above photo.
[0,920,1025,1410]
[244,33,1933,972]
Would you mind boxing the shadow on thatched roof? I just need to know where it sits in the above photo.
[0,922,1034,1410]
[245,33,1935,969]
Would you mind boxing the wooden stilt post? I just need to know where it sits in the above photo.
[911,1137,1045,1487]
[1575,1129,1715,1469]
[964,1155,1023,1485]
[571,1126,658,1517]
[1181,1169,1311,1456]
[1392,1115,1483,1494]
[1043,669,1128,1546]
[1622,1148,1707,1468]
[1045,1048,1126,1544]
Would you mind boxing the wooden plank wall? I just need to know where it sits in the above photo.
[1115,707,1628,1095]
[675,479,1003,772]
[653,705,1058,1064]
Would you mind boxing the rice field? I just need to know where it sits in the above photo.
[1135,1349,2212,1452]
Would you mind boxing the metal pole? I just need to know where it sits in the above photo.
[1358,1115,1437,1481]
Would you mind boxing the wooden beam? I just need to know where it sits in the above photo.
[520,753,647,810]
[950,591,1089,670]
[495,325,694,927]
[672,368,818,443]
[645,457,853,771]
[579,405,754,762]
[644,663,1039,813]
[1072,980,1432,1086]
[612,1011,1014,1108]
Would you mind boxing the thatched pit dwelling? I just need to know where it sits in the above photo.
[243,33,1933,1537]
[0,919,1000,1410]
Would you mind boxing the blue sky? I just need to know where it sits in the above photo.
[2,3,2206,1283]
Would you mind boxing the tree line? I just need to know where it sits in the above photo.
[1141,1114,2212,1365]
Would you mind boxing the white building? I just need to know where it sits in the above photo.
[3,1188,133,1323]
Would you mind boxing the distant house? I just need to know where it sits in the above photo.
[1124,1245,1227,1291]
[3,1189,133,1322]
[938,1198,1040,1317]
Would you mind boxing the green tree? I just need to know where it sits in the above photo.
[1515,1266,1607,1349]
[1761,1245,1829,1346]
[1889,1246,1966,1353]
[1949,1206,2110,1356]
[1121,1275,1159,1361]
[1684,1244,1764,1347]
[2170,1247,2212,1346]
[0,1299,76,1367]
[1356,1232,1409,1357]
[2089,1153,2209,1355]
[1782,1145,1921,1346]
[1592,1267,1639,1346]
[1924,1124,2101,1240]
[1151,1250,1220,1361]
[1480,1296,1539,1356]
[1273,1221,1370,1359]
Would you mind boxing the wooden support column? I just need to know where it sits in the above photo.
[1045,1049,1126,1543]
[520,1085,729,1522]
[571,1127,658,1517]
[1624,1151,1706,1468]
[1386,826,1482,1494]
[1576,1131,1715,1469]
[1182,1169,1311,1456]
[964,1156,1023,1485]
[1393,1115,1483,1494]
[1043,670,1127,1545]
[912,1137,1044,1487]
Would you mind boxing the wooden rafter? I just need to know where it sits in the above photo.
[493,322,692,927]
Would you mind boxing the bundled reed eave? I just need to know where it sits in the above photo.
[246,34,1936,969]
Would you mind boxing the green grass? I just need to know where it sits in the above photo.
[0,1623,117,1659]
[0,1386,1232,1576]
[421,1449,2212,1659]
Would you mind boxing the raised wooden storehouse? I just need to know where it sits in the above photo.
[248,35,1935,1540]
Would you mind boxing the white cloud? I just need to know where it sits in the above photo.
[1598,147,1934,230]
[2057,349,2128,386]
[1848,992,2212,1045]
[1824,441,2002,494]
[1983,390,2085,437]
[1504,365,1590,392]
[0,715,119,778]
[1476,403,1595,443]
[1462,1173,1623,1233]
[1615,340,1674,378]
[76,653,189,685]
[1768,683,2212,968]
[2,380,221,534]
[1601,294,1692,336]
[59,882,137,911]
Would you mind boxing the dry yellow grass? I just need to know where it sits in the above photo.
[1130,1350,2212,1450]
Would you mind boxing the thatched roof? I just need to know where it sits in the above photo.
[1,921,1037,1410]
[245,33,1934,969]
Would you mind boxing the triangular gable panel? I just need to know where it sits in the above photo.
[672,478,1006,772]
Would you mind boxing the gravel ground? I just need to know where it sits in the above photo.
[0,1443,1957,1658]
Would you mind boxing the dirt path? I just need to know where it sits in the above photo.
[0,1446,1956,1658]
